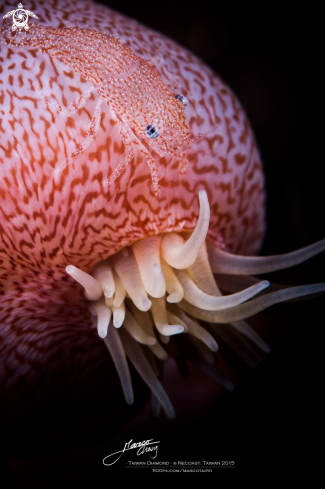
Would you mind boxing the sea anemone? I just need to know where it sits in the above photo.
[0,0,324,435]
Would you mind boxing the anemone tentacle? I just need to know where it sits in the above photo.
[67,191,325,417]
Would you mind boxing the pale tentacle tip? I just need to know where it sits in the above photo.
[198,188,208,201]
[113,318,123,328]
[65,265,74,274]
[167,293,183,303]
[140,298,152,311]
[112,303,125,328]
[98,329,108,339]
[162,325,184,336]
[167,408,176,420]
[126,396,134,406]
[104,287,114,298]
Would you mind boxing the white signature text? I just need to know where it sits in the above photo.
[103,439,160,466]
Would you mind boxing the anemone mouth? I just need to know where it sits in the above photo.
[66,190,325,419]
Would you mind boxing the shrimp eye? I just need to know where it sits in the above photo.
[146,124,159,139]
[174,94,188,106]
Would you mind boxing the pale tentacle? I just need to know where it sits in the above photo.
[120,329,175,419]
[161,190,210,269]
[230,320,271,353]
[189,337,216,364]
[127,301,156,336]
[179,283,325,323]
[174,268,270,311]
[103,323,134,405]
[151,394,161,418]
[167,310,218,351]
[91,260,115,298]
[143,348,160,377]
[123,309,156,346]
[149,342,169,361]
[111,248,152,311]
[159,332,170,345]
[112,303,125,328]
[209,323,262,367]
[112,270,126,307]
[207,238,325,275]
[127,302,169,360]
[169,305,218,351]
[151,297,184,336]
[90,297,112,338]
[66,265,102,301]
[189,356,235,391]
[132,235,166,298]
[160,258,184,303]
[165,311,189,333]
[188,241,221,296]
[65,189,325,418]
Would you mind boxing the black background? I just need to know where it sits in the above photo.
[1,0,324,485]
